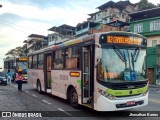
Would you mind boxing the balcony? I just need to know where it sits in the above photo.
[76,28,89,36]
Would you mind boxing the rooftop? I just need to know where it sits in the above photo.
[28,34,46,38]
[48,24,75,36]
[129,7,160,21]
[97,0,137,11]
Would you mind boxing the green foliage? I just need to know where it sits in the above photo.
[138,0,156,10]
[5,45,27,57]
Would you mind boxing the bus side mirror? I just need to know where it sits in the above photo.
[95,47,102,67]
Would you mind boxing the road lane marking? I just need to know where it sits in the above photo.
[58,108,72,116]
[21,92,53,111]
[25,91,29,93]
[149,98,160,103]
[42,100,52,105]
[32,94,38,97]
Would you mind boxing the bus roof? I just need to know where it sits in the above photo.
[28,31,146,55]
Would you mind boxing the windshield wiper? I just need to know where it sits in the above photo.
[133,48,140,62]
[131,48,140,71]
[113,46,127,62]
[113,46,127,69]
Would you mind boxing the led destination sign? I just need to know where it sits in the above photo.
[107,36,142,45]
[17,58,27,61]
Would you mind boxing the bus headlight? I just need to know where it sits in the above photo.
[98,89,115,100]
[3,79,7,81]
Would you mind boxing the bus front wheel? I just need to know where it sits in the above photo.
[69,88,79,109]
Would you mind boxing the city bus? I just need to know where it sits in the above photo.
[4,57,28,82]
[28,31,148,111]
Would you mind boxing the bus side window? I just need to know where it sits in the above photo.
[33,55,37,69]
[53,50,63,69]
[65,46,79,69]
[28,56,33,69]
[38,54,43,69]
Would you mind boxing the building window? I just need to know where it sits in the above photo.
[150,20,160,31]
[134,24,143,33]
[152,40,157,47]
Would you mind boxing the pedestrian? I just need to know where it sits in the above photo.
[7,69,12,84]
[15,69,24,91]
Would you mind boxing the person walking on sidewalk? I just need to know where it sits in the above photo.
[7,69,12,84]
[15,69,24,91]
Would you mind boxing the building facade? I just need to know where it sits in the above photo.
[129,7,160,84]
[48,24,75,46]
[76,0,136,37]
[88,1,138,24]
[25,34,47,53]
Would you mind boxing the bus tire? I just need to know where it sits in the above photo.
[69,88,79,109]
[37,80,42,94]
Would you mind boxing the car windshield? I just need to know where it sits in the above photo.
[97,46,147,83]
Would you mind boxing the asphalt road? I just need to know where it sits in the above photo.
[0,83,159,120]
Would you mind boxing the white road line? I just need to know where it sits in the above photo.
[42,100,52,105]
[58,108,72,116]
[25,91,29,93]
[21,92,53,111]
[32,94,38,97]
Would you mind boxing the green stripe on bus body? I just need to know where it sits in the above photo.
[106,85,148,96]
[77,80,81,88]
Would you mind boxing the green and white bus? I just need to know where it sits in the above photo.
[4,57,28,82]
[28,31,148,111]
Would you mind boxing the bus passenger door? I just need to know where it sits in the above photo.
[44,54,52,93]
[82,45,94,107]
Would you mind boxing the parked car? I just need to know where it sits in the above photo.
[0,72,7,85]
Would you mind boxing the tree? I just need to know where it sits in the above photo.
[138,0,156,10]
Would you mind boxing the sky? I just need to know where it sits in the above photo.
[0,0,160,68]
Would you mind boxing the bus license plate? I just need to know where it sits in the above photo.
[127,101,135,105]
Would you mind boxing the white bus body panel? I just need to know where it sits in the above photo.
[51,70,82,104]
[27,69,45,91]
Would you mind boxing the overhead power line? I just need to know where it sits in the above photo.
[0,18,47,34]
[0,20,30,34]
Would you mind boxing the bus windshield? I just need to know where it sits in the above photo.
[97,46,147,83]
[17,62,27,74]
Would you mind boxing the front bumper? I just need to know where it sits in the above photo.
[96,92,148,111]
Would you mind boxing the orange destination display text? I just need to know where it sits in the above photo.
[107,36,142,45]
[105,72,118,79]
